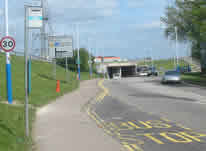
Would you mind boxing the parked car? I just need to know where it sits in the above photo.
[113,73,121,80]
[162,70,181,84]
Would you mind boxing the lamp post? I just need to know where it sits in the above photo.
[76,23,81,80]
[175,26,179,67]
[5,0,13,104]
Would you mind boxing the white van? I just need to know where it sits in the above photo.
[113,73,121,80]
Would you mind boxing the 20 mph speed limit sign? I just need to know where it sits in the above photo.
[0,36,16,52]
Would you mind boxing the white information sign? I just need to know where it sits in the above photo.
[28,7,43,28]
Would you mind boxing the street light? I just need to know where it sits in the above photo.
[76,23,81,80]
[175,26,179,67]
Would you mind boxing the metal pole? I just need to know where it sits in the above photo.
[53,58,56,80]
[5,0,13,104]
[175,26,179,66]
[90,48,93,78]
[102,48,105,79]
[88,38,92,78]
[65,56,68,82]
[76,23,81,80]
[53,48,57,80]
[41,0,45,58]
[24,6,29,137]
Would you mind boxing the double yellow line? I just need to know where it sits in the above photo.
[87,79,144,151]
[96,79,109,103]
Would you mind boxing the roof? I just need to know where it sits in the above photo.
[95,56,121,59]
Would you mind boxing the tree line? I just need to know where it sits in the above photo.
[56,48,96,73]
[161,0,206,72]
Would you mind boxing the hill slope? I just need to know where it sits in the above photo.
[0,53,80,151]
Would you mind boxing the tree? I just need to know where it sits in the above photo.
[161,0,206,72]
[73,48,90,72]
[57,47,95,73]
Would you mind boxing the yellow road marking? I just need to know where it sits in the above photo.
[144,133,164,144]
[139,121,152,129]
[128,121,141,129]
[160,132,193,143]
[180,131,206,142]
[161,117,171,122]
[131,144,144,151]
[123,144,135,151]
[176,124,192,131]
[145,120,172,129]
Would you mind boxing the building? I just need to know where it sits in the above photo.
[94,56,121,63]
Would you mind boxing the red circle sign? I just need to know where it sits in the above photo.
[0,36,16,52]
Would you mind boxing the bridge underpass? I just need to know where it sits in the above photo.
[106,63,137,79]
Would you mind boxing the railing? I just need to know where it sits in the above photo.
[7,50,53,63]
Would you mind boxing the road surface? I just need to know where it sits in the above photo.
[90,77,206,151]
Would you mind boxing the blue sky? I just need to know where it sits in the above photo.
[0,0,189,59]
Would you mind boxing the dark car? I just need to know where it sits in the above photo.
[148,66,158,76]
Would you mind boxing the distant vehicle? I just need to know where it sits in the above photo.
[162,70,181,84]
[147,66,158,76]
[137,66,149,76]
[113,73,121,80]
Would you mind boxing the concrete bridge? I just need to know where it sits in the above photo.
[96,62,137,79]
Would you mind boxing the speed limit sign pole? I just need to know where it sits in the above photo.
[4,0,13,104]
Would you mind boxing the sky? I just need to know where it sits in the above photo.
[0,0,190,59]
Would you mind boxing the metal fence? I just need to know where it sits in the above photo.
[8,50,53,63]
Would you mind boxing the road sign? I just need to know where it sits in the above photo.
[49,35,73,58]
[28,7,43,28]
[0,36,16,52]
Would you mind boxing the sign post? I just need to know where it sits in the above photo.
[48,35,73,82]
[24,5,43,137]
[3,0,13,104]
[0,35,16,104]
[24,5,29,137]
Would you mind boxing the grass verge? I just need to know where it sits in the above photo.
[138,59,188,74]
[182,72,206,86]
[0,53,98,151]
[0,104,35,151]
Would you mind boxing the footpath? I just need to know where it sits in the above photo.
[34,79,122,151]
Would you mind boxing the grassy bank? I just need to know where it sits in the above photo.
[0,53,98,151]
[182,72,206,86]
[0,104,34,151]
[138,59,188,74]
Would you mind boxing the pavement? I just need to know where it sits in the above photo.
[34,79,122,151]
[90,77,206,151]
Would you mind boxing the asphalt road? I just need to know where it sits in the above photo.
[92,77,206,151]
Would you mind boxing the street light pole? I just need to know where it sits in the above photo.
[24,5,29,137]
[88,38,93,78]
[175,26,179,66]
[5,0,13,104]
[76,23,81,80]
